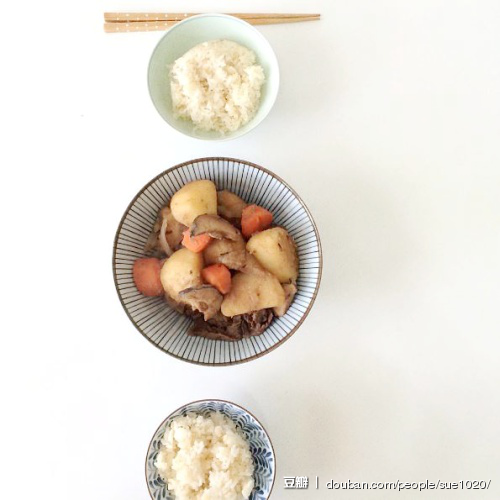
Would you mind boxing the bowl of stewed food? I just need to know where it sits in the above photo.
[113,157,322,365]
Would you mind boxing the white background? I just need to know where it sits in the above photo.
[1,1,499,499]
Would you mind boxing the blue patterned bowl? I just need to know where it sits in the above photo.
[146,399,276,499]
[113,157,322,366]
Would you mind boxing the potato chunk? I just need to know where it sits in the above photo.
[246,227,299,283]
[221,272,285,317]
[160,248,203,301]
[170,180,217,226]
[217,190,247,221]
[203,238,247,270]
[273,283,297,317]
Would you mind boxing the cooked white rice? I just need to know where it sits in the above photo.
[170,40,265,134]
[154,412,255,500]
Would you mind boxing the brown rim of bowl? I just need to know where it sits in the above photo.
[112,157,323,367]
[145,398,277,499]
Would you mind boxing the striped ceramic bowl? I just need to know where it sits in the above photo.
[146,399,275,499]
[113,157,322,365]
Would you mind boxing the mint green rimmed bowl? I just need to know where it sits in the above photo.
[147,13,280,141]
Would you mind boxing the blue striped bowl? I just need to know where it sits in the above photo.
[113,157,322,365]
[146,399,275,500]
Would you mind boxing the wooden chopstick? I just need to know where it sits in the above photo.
[104,17,320,34]
[104,12,320,23]
[103,13,320,33]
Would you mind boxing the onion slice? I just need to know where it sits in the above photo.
[159,214,173,257]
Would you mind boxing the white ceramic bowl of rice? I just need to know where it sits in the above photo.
[148,14,280,141]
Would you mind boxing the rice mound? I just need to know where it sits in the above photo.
[170,40,265,134]
[154,412,255,499]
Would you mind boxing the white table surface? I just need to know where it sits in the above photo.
[2,1,499,499]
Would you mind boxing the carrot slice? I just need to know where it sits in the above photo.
[241,205,273,238]
[202,264,232,294]
[133,258,164,296]
[182,230,212,253]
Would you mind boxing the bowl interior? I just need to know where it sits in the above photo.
[146,400,275,500]
[113,158,322,365]
[148,14,279,140]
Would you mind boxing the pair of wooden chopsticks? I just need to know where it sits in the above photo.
[104,13,321,33]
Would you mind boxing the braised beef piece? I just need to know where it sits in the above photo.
[223,217,242,229]
[164,294,192,315]
[187,309,274,341]
[178,285,223,321]
[166,287,274,341]
[241,309,274,337]
[190,214,241,241]
[190,314,243,341]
